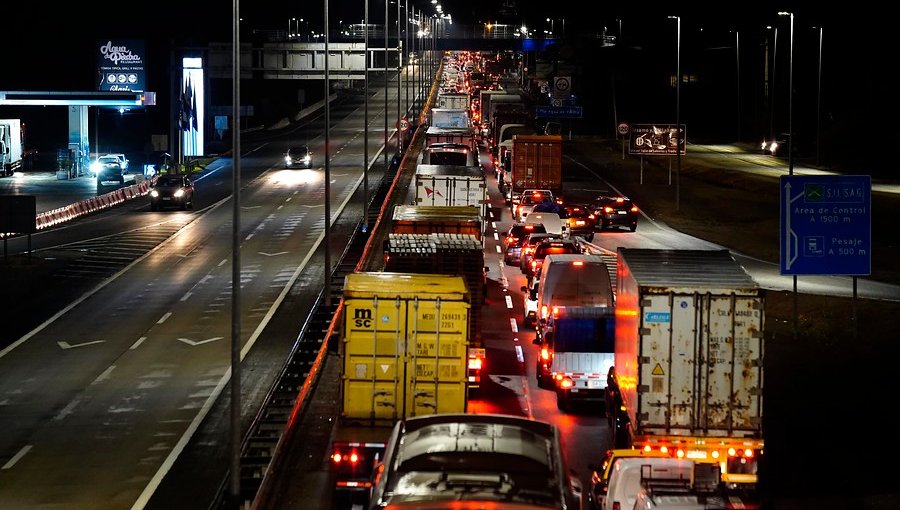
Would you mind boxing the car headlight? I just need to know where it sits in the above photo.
[174,189,185,198]
[303,155,311,163]
[150,190,159,198]
[285,156,291,164]
[90,162,101,174]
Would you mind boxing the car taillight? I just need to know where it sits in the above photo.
[631,206,638,212]
[531,260,537,270]
[616,197,625,203]
[613,502,621,510]
[540,347,552,360]
[559,377,574,389]
[588,214,595,219]
[572,260,584,267]
[468,357,483,370]
[541,305,549,319]
[506,236,517,244]
[604,206,613,213]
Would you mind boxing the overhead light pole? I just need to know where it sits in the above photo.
[779,10,797,340]
[397,0,402,154]
[324,0,332,306]
[668,15,681,211]
[229,0,242,506]
[815,25,823,166]
[384,0,389,168]
[363,0,369,230]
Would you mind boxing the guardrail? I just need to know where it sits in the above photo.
[33,178,154,231]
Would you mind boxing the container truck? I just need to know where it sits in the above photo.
[429,108,470,129]
[390,204,482,240]
[414,164,488,219]
[424,126,476,151]
[436,92,469,110]
[605,248,764,504]
[330,272,473,504]
[382,233,487,390]
[508,134,563,204]
[0,119,24,177]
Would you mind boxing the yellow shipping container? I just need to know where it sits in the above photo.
[341,272,470,423]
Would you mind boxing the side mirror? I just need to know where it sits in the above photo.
[521,285,528,292]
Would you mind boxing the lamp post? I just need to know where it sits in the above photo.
[779,10,797,340]
[324,0,332,306]
[229,0,242,506]
[397,0,402,154]
[735,29,741,142]
[668,15,681,211]
[384,0,389,168]
[815,25,823,166]
[363,0,369,230]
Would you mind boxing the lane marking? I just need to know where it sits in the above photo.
[495,245,501,253]
[515,345,524,363]
[157,312,172,324]
[493,232,499,241]
[91,366,116,385]
[218,259,228,267]
[509,318,518,333]
[492,222,497,229]
[505,295,514,309]
[130,336,147,350]
[180,292,192,302]
[245,233,255,241]
[54,399,81,421]
[2,445,32,470]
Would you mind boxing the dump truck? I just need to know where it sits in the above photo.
[330,273,473,504]
[605,248,764,505]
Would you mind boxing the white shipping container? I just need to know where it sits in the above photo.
[415,164,487,220]
[614,249,764,439]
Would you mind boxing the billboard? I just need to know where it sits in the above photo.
[97,40,146,92]
[181,58,204,157]
[629,124,685,155]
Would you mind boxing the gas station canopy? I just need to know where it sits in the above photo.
[0,90,153,106]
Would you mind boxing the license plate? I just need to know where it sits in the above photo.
[617,210,626,215]
[162,197,171,201]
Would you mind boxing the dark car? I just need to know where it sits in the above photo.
[590,195,638,232]
[563,204,596,241]
[92,155,125,184]
[150,174,194,211]
[284,145,312,168]
[503,222,547,264]
[519,232,564,274]
[524,239,580,283]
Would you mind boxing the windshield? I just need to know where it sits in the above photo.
[158,177,185,187]
[554,317,615,352]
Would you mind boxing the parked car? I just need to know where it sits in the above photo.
[590,195,639,232]
[284,145,313,168]
[149,174,194,211]
[503,222,547,265]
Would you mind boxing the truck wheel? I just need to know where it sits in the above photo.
[556,391,570,412]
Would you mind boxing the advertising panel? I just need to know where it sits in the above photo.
[629,124,686,155]
[97,40,146,92]
[181,58,204,157]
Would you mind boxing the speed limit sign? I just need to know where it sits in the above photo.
[399,118,410,130]
[617,122,630,136]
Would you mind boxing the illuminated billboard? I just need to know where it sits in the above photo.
[181,58,204,157]
[97,40,146,92]
[629,124,686,156]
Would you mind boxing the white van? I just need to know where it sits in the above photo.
[524,212,566,237]
[536,254,613,323]
[603,457,696,510]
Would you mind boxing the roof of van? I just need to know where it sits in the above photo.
[539,254,614,308]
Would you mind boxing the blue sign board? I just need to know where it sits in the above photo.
[535,106,583,119]
[779,175,871,275]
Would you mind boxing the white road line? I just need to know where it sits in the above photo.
[493,232,499,241]
[53,399,80,421]
[495,245,501,253]
[515,345,524,363]
[91,366,116,385]
[492,222,497,229]
[218,259,228,267]
[505,295,514,309]
[180,292,192,302]
[285,196,292,202]
[130,337,147,350]
[2,445,32,470]
[509,318,518,333]
[245,233,255,241]
[277,205,283,210]
[157,312,172,324]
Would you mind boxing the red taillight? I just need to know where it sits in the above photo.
[332,453,342,463]
[631,205,638,212]
[588,214,595,219]
[676,449,685,458]
[524,247,534,254]
[540,305,549,319]
[604,206,613,213]
[572,260,584,267]
[350,452,359,463]
[616,197,625,203]
[744,448,754,458]
[559,377,574,389]
[531,260,537,270]
[468,357,483,370]
[506,236,517,244]
[552,306,560,317]
[540,347,551,360]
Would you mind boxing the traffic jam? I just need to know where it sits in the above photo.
[327,50,763,510]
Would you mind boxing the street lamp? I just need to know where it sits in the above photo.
[363,0,369,231]
[815,25,823,166]
[668,15,681,211]
[778,10,797,340]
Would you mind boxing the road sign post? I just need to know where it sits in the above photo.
[780,175,871,275]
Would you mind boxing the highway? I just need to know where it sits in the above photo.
[0,71,421,509]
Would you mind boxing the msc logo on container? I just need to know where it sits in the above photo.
[353,308,373,328]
